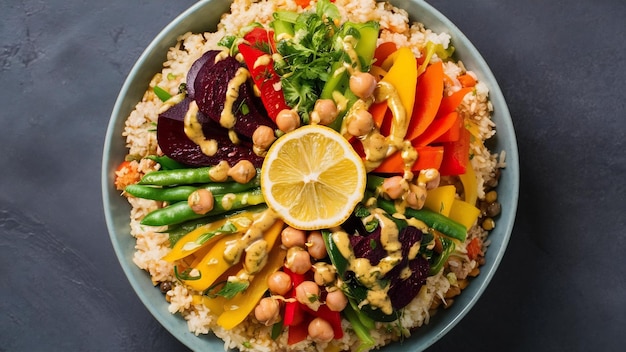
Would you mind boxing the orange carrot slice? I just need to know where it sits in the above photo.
[405,61,444,140]
[436,87,473,119]
[412,111,459,146]
[458,73,477,87]
[432,112,463,143]
[373,146,444,174]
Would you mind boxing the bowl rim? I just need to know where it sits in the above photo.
[102,0,519,351]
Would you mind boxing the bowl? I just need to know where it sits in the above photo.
[102,0,519,350]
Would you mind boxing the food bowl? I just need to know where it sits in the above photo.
[102,0,519,350]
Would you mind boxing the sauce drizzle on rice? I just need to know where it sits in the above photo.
[117,0,505,351]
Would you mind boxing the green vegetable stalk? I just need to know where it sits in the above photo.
[140,188,265,227]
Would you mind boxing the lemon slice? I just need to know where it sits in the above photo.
[261,125,366,230]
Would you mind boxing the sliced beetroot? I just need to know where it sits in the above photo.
[387,256,429,309]
[156,98,264,167]
[192,53,276,138]
[159,96,192,122]
[186,51,220,99]
[349,225,428,310]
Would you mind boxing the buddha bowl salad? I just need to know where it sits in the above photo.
[114,0,506,350]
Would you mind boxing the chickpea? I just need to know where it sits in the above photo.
[254,297,281,326]
[325,289,348,312]
[405,184,427,209]
[417,168,441,190]
[252,125,276,150]
[306,231,327,260]
[281,226,306,248]
[295,281,320,309]
[312,99,338,125]
[382,176,407,200]
[307,317,334,343]
[347,109,374,137]
[276,109,300,133]
[267,271,292,296]
[187,189,214,214]
[227,159,257,184]
[312,262,336,286]
[208,160,230,182]
[349,71,377,99]
[285,247,311,275]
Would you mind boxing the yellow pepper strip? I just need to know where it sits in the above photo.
[162,212,255,263]
[448,199,481,230]
[423,185,456,217]
[183,232,240,291]
[458,157,478,206]
[193,263,243,315]
[381,47,418,118]
[216,245,287,330]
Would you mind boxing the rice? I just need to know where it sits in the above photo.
[117,0,504,351]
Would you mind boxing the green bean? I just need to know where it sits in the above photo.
[125,177,260,202]
[365,174,385,192]
[145,155,188,170]
[376,198,467,242]
[139,166,260,186]
[140,188,265,227]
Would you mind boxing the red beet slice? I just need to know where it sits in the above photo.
[192,52,276,138]
[186,50,219,99]
[156,98,264,167]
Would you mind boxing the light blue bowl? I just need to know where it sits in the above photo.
[102,0,519,350]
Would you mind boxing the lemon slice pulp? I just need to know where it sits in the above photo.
[261,125,366,230]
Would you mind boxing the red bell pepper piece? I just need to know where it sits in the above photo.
[282,267,306,326]
[438,128,471,176]
[373,41,398,65]
[287,316,311,345]
[238,43,290,121]
[301,304,344,339]
[242,27,276,52]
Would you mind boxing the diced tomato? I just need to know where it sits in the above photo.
[294,0,313,8]
[466,237,483,260]
[438,128,471,176]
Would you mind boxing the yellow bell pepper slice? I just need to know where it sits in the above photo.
[381,47,418,117]
[216,221,286,329]
[162,212,255,263]
[448,199,481,230]
[183,232,240,291]
[458,157,478,206]
[423,185,456,217]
